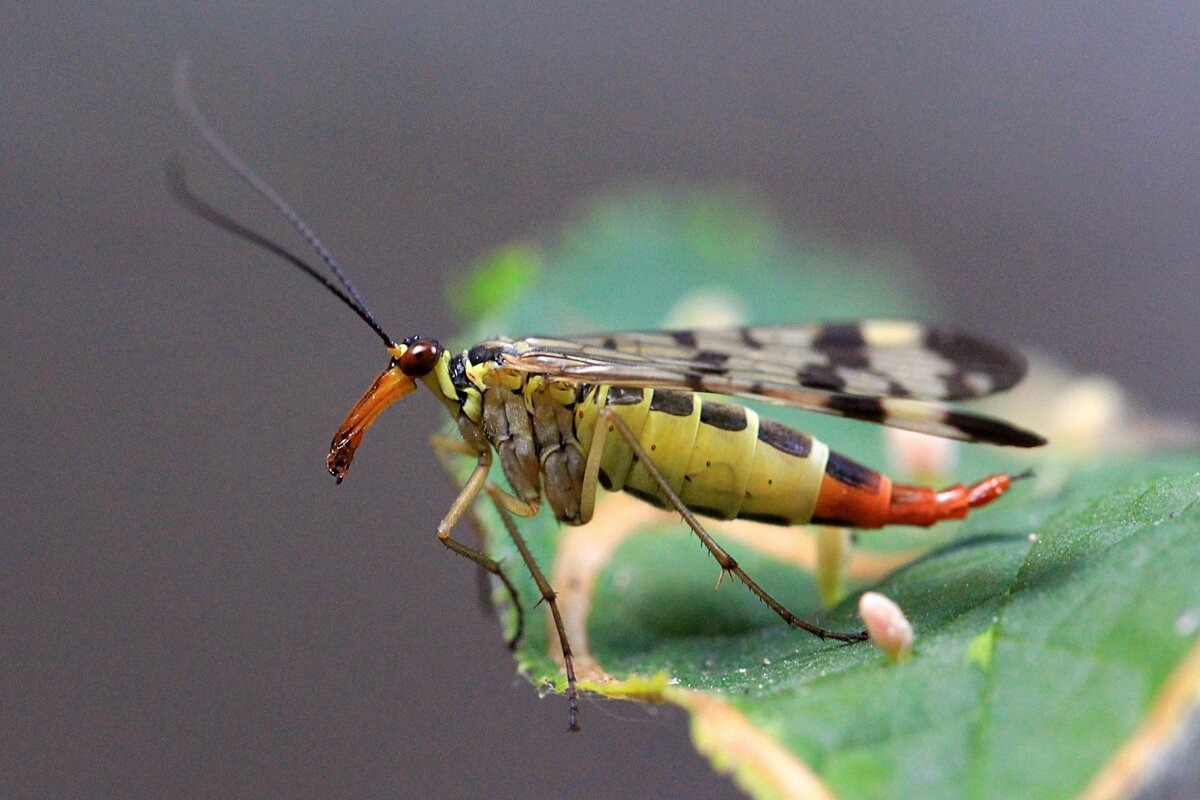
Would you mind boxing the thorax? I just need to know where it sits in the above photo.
[443,343,593,523]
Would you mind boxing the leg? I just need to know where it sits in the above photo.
[432,446,525,650]
[814,526,851,608]
[484,483,582,733]
[430,435,516,636]
[600,409,867,642]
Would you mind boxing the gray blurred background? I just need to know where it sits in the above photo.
[4,4,1198,799]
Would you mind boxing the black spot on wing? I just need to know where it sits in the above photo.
[944,410,1047,448]
[812,324,871,369]
[756,419,812,457]
[797,363,847,392]
[670,330,698,347]
[692,349,731,373]
[739,327,764,350]
[699,401,748,432]
[939,372,974,400]
[607,386,645,406]
[826,394,887,423]
[812,323,867,349]
[824,451,881,491]
[923,327,1028,395]
[649,390,695,416]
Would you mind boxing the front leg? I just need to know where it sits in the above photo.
[432,445,580,730]
[432,445,525,650]
[431,434,519,631]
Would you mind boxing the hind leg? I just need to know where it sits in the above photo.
[597,408,868,642]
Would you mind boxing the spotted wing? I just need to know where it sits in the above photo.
[503,321,1045,447]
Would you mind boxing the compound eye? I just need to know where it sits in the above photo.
[398,340,440,376]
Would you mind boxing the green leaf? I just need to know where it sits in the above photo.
[449,242,542,326]
[445,185,1200,800]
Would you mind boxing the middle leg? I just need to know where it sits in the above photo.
[483,483,582,733]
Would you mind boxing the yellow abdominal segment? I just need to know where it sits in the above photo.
[576,386,829,525]
[738,423,829,525]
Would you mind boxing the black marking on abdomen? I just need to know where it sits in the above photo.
[756,419,812,457]
[625,484,670,509]
[608,386,645,405]
[699,401,747,432]
[824,451,880,491]
[810,513,856,526]
[739,511,792,526]
[689,504,733,521]
[649,390,694,417]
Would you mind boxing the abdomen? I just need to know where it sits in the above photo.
[578,387,831,524]
[575,385,1021,530]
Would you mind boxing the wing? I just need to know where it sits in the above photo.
[502,321,1046,448]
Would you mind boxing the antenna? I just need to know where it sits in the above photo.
[171,55,394,347]
[166,157,395,347]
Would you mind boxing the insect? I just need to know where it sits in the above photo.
[172,60,1045,732]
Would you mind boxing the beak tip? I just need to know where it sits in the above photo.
[325,364,415,488]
